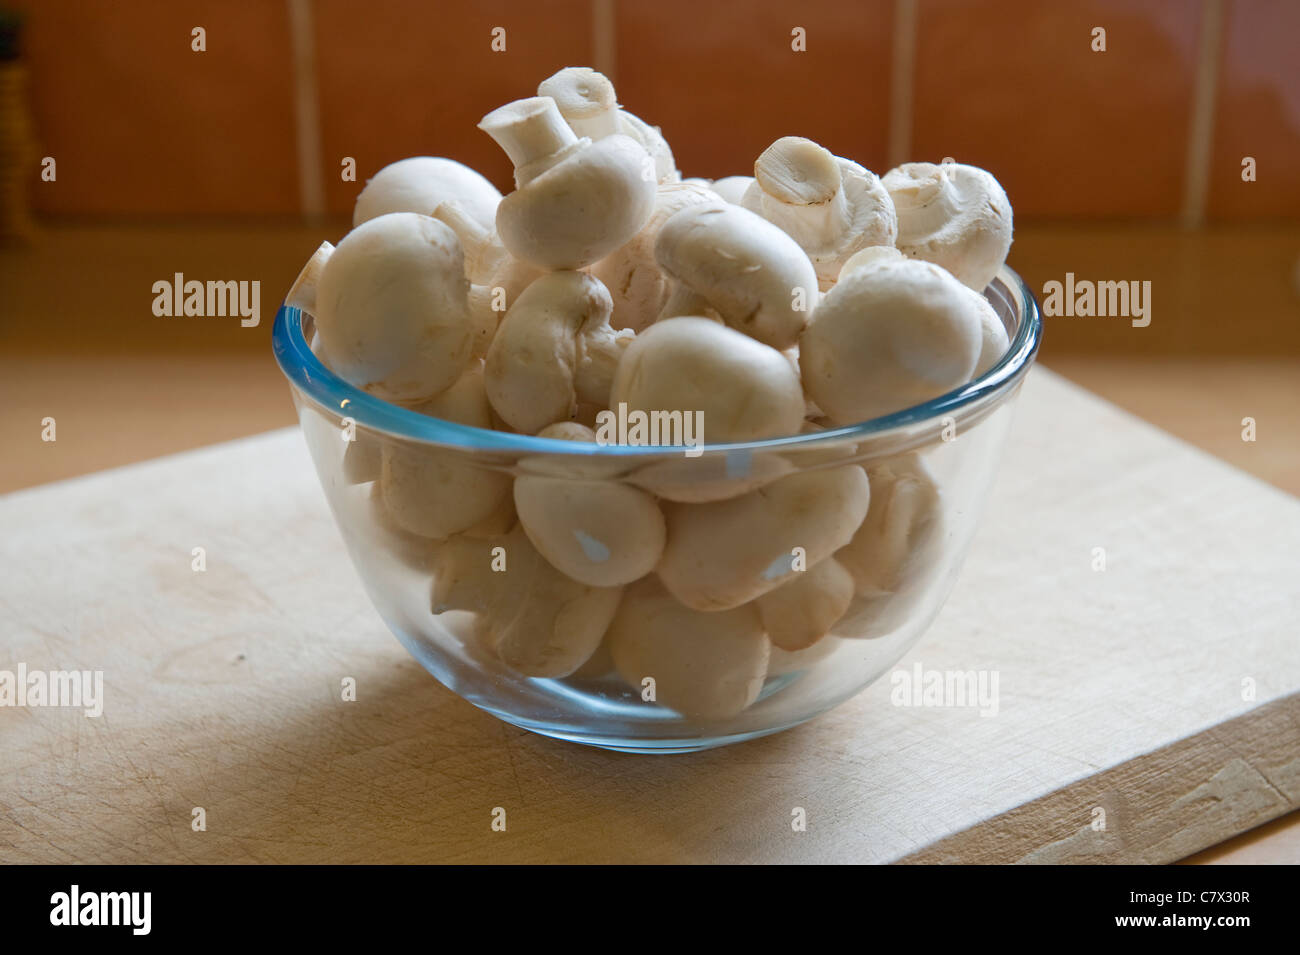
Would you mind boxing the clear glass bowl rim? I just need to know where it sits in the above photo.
[271,264,1042,458]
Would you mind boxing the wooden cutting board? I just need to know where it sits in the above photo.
[1,368,1297,864]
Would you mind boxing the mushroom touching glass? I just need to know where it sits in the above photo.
[272,67,1042,754]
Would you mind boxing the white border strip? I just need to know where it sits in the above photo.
[287,0,326,220]
[1182,0,1223,228]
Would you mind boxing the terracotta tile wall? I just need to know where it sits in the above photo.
[13,0,299,216]
[10,0,1298,221]
[1208,0,1300,219]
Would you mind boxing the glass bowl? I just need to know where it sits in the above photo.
[272,265,1041,753]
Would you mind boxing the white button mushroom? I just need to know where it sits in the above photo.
[608,578,769,721]
[590,181,719,333]
[767,635,843,676]
[352,156,502,233]
[741,136,897,291]
[609,317,805,443]
[537,67,679,183]
[755,556,856,651]
[514,423,666,587]
[835,453,943,638]
[285,241,333,314]
[479,96,656,270]
[484,270,628,435]
[464,255,546,360]
[619,110,679,185]
[362,482,443,573]
[431,199,508,285]
[799,258,983,424]
[969,288,1010,377]
[707,175,755,205]
[836,243,904,279]
[656,465,871,611]
[882,161,1013,292]
[654,203,818,350]
[431,524,623,678]
[379,364,513,538]
[315,212,474,402]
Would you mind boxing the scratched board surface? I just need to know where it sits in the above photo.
[1,368,1297,863]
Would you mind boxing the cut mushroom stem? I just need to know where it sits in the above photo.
[481,95,656,270]
[478,96,584,187]
[537,66,621,140]
[742,136,897,289]
[433,199,507,284]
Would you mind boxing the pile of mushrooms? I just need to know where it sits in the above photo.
[288,66,1015,723]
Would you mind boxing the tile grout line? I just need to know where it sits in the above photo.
[1182,0,1223,229]
[287,0,326,222]
[592,0,617,85]
[888,0,917,169]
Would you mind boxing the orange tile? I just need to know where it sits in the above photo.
[614,0,894,181]
[1208,0,1300,220]
[912,0,1203,219]
[315,0,593,216]
[13,0,299,216]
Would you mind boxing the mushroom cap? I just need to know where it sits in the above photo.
[484,270,621,434]
[609,317,806,444]
[315,212,473,402]
[513,421,665,587]
[608,578,769,721]
[431,525,623,678]
[515,475,666,587]
[656,465,871,611]
[654,202,818,350]
[968,288,1010,377]
[834,454,944,639]
[708,175,755,205]
[618,109,680,184]
[286,241,334,314]
[353,157,502,233]
[379,365,513,539]
[882,161,1013,292]
[590,181,719,333]
[836,454,942,599]
[756,556,856,651]
[837,244,904,281]
[799,258,983,424]
[741,138,897,288]
[495,134,657,270]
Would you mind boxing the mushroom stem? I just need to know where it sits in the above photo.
[752,137,853,250]
[886,164,964,236]
[433,200,507,283]
[538,66,621,140]
[478,96,584,188]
